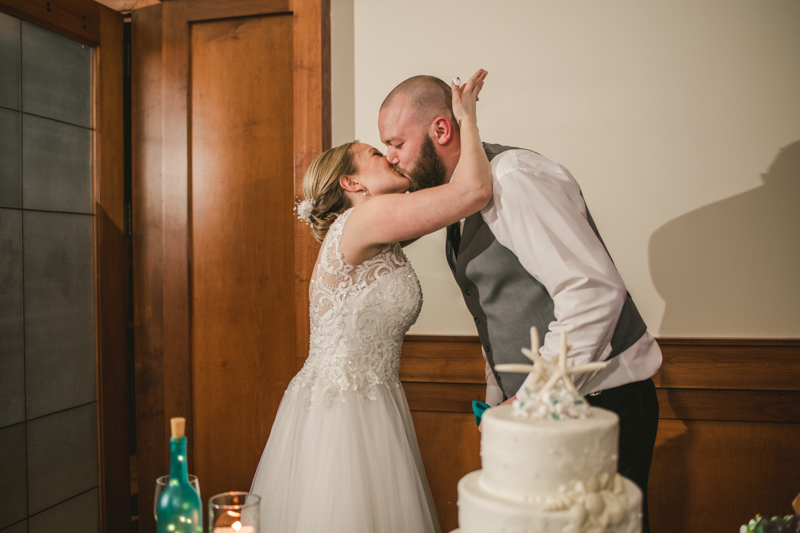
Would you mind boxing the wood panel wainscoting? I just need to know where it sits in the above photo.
[399,335,800,533]
[131,1,327,532]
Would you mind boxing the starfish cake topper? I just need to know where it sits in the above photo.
[496,327,609,399]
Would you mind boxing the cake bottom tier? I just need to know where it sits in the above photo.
[457,471,642,533]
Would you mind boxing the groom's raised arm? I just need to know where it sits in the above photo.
[480,150,627,392]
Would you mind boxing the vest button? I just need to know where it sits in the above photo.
[484,345,491,354]
[474,317,480,325]
[465,289,472,296]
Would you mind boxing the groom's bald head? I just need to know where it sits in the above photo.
[380,75,457,132]
[379,75,461,192]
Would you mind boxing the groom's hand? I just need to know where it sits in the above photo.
[500,395,517,407]
[451,69,487,126]
[478,395,516,433]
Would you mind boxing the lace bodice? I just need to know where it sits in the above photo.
[290,208,423,406]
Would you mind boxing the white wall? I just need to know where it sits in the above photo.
[331,0,354,146]
[332,0,800,337]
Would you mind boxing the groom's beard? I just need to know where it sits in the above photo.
[399,135,447,192]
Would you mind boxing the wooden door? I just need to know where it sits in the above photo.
[132,1,328,531]
[189,11,295,494]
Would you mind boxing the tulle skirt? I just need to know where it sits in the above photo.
[250,381,441,533]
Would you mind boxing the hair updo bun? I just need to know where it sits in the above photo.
[301,140,359,242]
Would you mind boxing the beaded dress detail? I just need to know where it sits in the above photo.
[250,208,440,533]
[291,207,423,407]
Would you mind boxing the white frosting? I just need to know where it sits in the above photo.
[457,471,642,533]
[456,405,642,533]
[480,406,618,501]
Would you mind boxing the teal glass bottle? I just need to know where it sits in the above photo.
[157,419,202,533]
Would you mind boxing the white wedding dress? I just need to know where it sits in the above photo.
[250,208,441,533]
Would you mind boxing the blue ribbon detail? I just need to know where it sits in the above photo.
[472,400,490,426]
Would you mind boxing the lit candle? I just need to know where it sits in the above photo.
[212,524,256,533]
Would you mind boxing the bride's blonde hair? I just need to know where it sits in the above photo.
[302,141,359,242]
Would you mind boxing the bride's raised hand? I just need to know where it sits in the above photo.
[451,69,487,126]
[341,69,491,254]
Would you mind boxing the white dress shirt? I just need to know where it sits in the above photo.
[465,149,662,401]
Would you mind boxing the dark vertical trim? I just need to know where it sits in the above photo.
[130,6,165,531]
[18,15,29,529]
[95,6,129,532]
[17,16,22,206]
[320,0,331,151]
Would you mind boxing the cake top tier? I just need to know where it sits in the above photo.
[479,405,621,504]
[484,403,619,432]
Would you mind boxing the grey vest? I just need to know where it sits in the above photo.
[446,143,647,398]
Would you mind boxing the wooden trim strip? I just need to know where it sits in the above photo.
[401,383,800,424]
[160,0,195,465]
[403,382,485,413]
[404,334,800,347]
[399,335,484,384]
[401,335,800,392]
[0,0,100,46]
[653,340,800,391]
[131,6,165,533]
[94,5,128,533]
[181,0,290,22]
[293,0,330,372]
[656,389,800,424]
[404,334,483,344]
[654,338,800,347]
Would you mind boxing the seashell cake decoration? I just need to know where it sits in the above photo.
[495,327,609,420]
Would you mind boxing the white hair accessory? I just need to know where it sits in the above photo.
[294,198,314,225]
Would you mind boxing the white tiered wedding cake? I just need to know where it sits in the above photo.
[453,329,642,533]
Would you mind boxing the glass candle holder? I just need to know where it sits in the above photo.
[208,491,260,533]
[155,474,200,521]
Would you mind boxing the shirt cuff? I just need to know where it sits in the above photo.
[482,347,505,406]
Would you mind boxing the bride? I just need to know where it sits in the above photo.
[250,69,490,533]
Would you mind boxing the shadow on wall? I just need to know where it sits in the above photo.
[649,140,800,337]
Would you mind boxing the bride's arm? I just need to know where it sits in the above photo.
[354,70,492,246]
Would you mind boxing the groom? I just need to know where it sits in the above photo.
[378,75,662,532]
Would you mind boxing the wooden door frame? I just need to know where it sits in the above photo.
[132,1,329,530]
[0,1,128,532]
[157,0,329,469]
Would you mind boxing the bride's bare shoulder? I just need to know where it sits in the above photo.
[338,204,388,266]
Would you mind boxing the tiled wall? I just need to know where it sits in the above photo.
[0,10,99,533]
